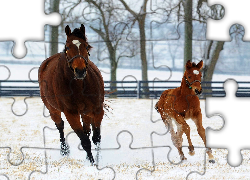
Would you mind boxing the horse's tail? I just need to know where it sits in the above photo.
[105,89,117,95]
[155,101,159,113]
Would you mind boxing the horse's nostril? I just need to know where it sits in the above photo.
[195,89,202,95]
[75,68,86,79]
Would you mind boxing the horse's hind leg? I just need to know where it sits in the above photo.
[193,114,215,163]
[176,117,195,156]
[167,119,186,161]
[64,111,94,163]
[48,107,70,156]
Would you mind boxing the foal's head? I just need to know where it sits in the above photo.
[64,24,92,80]
[184,60,203,95]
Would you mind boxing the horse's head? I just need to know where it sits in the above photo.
[64,24,92,80]
[184,60,203,95]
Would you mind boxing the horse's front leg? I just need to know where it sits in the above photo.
[193,112,215,163]
[177,117,194,156]
[92,109,104,145]
[55,120,70,156]
[50,109,70,156]
[65,111,94,163]
[81,114,91,137]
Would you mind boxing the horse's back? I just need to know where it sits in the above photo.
[156,87,181,119]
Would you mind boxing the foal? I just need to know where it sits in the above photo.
[155,60,215,163]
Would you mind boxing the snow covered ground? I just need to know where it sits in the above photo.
[0,64,250,179]
[0,97,249,179]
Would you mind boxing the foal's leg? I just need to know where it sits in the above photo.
[193,113,215,163]
[167,119,186,161]
[176,116,194,155]
[64,111,94,163]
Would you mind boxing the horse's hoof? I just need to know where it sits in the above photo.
[181,155,187,161]
[209,159,215,163]
[61,149,70,156]
[92,135,101,145]
[60,142,70,156]
[189,151,195,156]
[86,154,95,164]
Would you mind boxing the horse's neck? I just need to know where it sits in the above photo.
[180,76,193,97]
[60,53,76,81]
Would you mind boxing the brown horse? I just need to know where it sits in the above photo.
[155,60,215,163]
[38,24,104,163]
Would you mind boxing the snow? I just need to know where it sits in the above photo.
[0,97,249,179]
[0,64,250,179]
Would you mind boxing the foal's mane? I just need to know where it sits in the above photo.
[63,28,89,53]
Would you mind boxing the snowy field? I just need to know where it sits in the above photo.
[0,97,249,179]
[0,64,250,179]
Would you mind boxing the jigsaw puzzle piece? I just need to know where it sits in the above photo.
[0,147,46,180]
[188,149,250,179]
[137,146,206,179]
[206,79,250,167]
[206,1,250,41]
[0,97,54,167]
[0,0,61,58]
[100,99,167,149]
[0,65,11,81]
[31,128,115,179]
[97,131,154,179]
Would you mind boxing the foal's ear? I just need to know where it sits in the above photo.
[186,60,192,69]
[196,60,203,70]
[80,24,85,35]
[65,25,71,36]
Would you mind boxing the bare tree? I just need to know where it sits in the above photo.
[196,3,225,97]
[183,0,193,72]
[49,0,60,56]
[61,0,138,97]
[118,0,150,98]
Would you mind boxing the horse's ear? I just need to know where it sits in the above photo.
[196,60,203,70]
[186,60,192,70]
[88,44,93,50]
[65,25,71,36]
[80,24,85,35]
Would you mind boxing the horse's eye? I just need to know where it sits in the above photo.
[188,76,191,78]
[66,47,70,50]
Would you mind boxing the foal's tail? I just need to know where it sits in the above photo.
[155,101,159,113]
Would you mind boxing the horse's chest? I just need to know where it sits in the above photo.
[54,81,96,112]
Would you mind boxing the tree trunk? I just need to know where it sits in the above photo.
[203,41,225,97]
[50,0,60,56]
[139,20,149,98]
[183,0,193,72]
[110,51,117,98]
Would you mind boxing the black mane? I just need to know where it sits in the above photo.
[63,28,88,53]
[72,28,87,42]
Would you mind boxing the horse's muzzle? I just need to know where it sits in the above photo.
[74,68,87,80]
[195,88,202,95]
